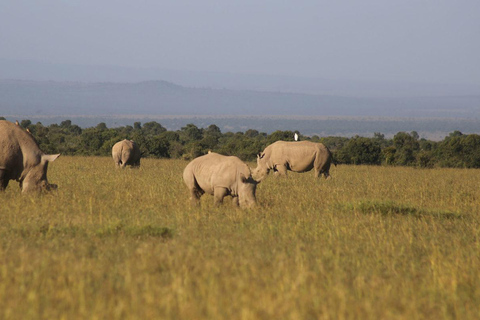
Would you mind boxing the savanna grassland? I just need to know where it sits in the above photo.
[1,156,479,319]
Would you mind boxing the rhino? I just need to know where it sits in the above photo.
[254,140,334,179]
[112,139,141,168]
[0,120,60,192]
[183,152,260,208]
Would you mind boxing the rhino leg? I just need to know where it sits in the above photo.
[314,167,324,178]
[321,163,332,179]
[189,188,203,206]
[114,159,125,168]
[0,170,9,191]
[314,168,331,179]
[214,187,228,206]
[232,196,239,207]
[275,164,288,177]
[314,151,332,179]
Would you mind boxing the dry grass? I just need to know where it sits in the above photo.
[0,156,479,319]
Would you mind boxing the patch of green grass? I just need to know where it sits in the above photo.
[340,200,465,219]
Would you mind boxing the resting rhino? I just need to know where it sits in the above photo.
[112,139,141,168]
[0,120,60,192]
[254,141,334,179]
[183,152,260,208]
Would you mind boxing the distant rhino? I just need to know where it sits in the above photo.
[183,152,260,208]
[112,139,141,168]
[0,120,60,192]
[254,141,334,179]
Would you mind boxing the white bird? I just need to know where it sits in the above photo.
[294,133,299,141]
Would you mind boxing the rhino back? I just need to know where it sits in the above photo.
[186,153,249,194]
[268,141,316,162]
[0,121,43,179]
[266,141,333,173]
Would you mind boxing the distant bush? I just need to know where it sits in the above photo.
[435,133,480,168]
[13,119,480,168]
[336,136,381,165]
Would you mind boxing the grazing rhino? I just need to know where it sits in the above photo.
[254,141,334,179]
[0,120,60,192]
[183,152,260,208]
[112,139,141,168]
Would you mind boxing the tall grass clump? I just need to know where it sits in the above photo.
[0,157,479,319]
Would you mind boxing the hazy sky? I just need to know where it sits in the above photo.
[1,0,479,85]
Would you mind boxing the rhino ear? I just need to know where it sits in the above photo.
[257,153,265,159]
[42,154,61,162]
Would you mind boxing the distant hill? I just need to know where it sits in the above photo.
[2,58,480,97]
[1,79,480,118]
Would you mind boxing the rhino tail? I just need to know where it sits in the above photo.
[331,153,338,167]
[326,147,337,167]
[187,174,204,199]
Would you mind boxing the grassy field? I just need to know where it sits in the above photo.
[0,156,479,319]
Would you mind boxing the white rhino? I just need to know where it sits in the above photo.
[0,120,60,192]
[112,139,141,168]
[254,140,334,179]
[183,152,260,208]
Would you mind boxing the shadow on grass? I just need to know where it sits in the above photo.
[12,223,174,239]
[340,200,466,220]
[96,223,174,239]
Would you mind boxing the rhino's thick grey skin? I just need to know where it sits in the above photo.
[0,120,60,193]
[183,152,260,208]
[112,139,141,168]
[255,141,333,180]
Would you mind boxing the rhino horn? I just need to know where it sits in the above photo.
[253,175,264,183]
[244,171,264,184]
[42,154,61,162]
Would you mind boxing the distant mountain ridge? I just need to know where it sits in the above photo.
[1,79,480,118]
[2,58,480,98]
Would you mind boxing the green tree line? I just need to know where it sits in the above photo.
[3,118,480,168]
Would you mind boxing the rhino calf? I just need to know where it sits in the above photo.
[254,140,333,180]
[0,120,60,192]
[112,139,141,168]
[183,152,260,208]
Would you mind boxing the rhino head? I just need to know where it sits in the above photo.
[237,173,260,208]
[253,152,270,181]
[21,154,60,193]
